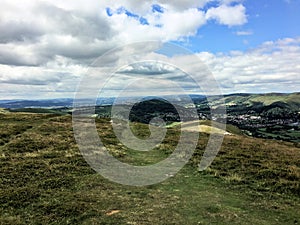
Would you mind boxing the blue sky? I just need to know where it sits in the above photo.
[105,0,300,53]
[0,0,299,99]
[182,0,300,53]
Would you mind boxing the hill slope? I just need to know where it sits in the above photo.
[211,92,300,111]
[0,112,299,224]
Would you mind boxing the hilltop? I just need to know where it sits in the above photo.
[208,92,300,111]
[0,111,299,224]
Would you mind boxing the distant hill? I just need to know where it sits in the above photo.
[112,98,199,124]
[0,99,74,109]
[223,92,300,110]
[192,92,300,116]
[9,108,67,115]
[1,92,298,110]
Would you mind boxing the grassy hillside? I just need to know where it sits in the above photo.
[0,112,299,224]
[222,92,300,109]
[246,92,300,106]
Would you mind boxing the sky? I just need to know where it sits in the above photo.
[0,0,300,99]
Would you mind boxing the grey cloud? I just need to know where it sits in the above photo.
[0,0,248,68]
[0,1,115,66]
[117,62,176,75]
[0,72,64,85]
[0,77,60,85]
[2,1,298,98]
[0,59,80,86]
[0,78,58,85]
[0,21,44,44]
[35,3,115,41]
[155,0,211,10]
[0,44,49,66]
[37,36,112,61]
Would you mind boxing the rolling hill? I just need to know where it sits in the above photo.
[207,92,300,111]
[0,111,299,224]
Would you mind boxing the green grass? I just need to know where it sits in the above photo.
[249,93,300,106]
[256,127,300,142]
[0,112,299,224]
[223,92,300,107]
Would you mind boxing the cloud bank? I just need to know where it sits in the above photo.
[0,0,298,99]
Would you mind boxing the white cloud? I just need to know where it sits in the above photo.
[194,38,300,93]
[0,0,248,66]
[101,37,300,95]
[1,0,297,98]
[220,0,244,5]
[235,30,253,36]
[118,62,176,75]
[206,4,247,26]
[1,36,299,98]
[92,38,300,96]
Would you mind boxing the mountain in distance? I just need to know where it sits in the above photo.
[211,92,300,110]
[0,98,74,109]
[0,94,206,109]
